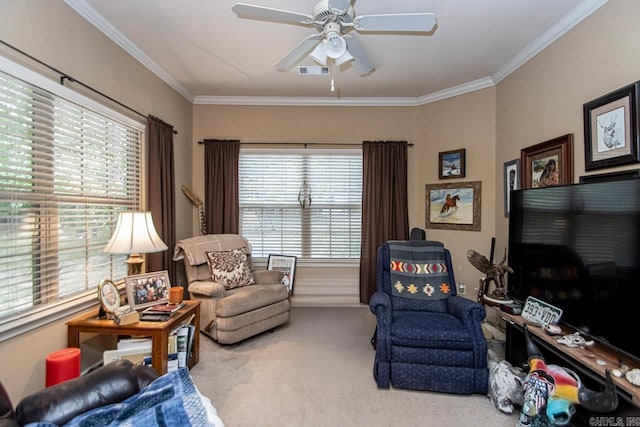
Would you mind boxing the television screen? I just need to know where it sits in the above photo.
[508,178,640,362]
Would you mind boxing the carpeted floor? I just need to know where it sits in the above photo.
[190,306,519,427]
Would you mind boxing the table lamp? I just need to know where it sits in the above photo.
[104,211,168,276]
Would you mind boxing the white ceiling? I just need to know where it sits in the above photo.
[64,0,606,106]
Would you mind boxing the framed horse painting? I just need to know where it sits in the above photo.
[425,181,481,231]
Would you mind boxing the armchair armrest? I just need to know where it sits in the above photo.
[188,281,226,298]
[369,291,391,316]
[369,291,392,361]
[448,296,486,323]
[448,296,488,367]
[253,270,284,285]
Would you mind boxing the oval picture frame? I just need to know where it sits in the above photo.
[98,279,120,314]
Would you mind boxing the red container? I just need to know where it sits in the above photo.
[45,347,81,387]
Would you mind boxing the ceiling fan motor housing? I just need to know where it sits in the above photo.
[312,0,354,31]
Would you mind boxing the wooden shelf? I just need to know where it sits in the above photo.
[67,300,200,376]
[497,309,640,406]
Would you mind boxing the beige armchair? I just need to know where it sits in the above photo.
[173,234,290,344]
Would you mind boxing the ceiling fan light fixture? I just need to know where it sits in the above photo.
[334,49,353,66]
[310,43,328,65]
[324,32,347,59]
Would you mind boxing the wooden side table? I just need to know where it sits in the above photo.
[67,300,200,376]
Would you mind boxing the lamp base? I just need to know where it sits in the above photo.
[125,253,144,276]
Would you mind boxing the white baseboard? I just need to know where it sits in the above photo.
[290,294,363,307]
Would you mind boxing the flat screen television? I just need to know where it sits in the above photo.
[508,178,640,363]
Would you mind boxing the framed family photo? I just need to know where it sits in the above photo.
[438,149,466,179]
[583,81,640,171]
[125,270,171,311]
[425,181,481,231]
[521,134,573,189]
[503,158,520,217]
[267,254,297,294]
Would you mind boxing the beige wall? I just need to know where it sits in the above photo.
[192,89,497,301]
[494,0,640,251]
[413,87,497,294]
[0,0,193,402]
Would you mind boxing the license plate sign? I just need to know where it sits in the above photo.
[521,296,563,326]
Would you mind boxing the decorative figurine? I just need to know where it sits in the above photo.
[556,332,594,348]
[467,248,513,303]
[519,327,618,426]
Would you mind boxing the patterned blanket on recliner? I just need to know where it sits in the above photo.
[27,368,221,427]
[388,241,452,300]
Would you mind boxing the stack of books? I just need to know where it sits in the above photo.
[139,301,185,322]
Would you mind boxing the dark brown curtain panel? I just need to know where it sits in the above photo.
[147,115,176,285]
[359,141,409,303]
[203,139,240,234]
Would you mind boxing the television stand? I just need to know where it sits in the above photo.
[494,308,640,417]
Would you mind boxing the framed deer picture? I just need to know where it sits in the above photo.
[583,81,640,171]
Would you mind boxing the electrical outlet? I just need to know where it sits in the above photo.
[457,282,466,295]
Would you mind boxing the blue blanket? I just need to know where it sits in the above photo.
[388,241,452,300]
[27,368,212,427]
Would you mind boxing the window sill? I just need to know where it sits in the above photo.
[0,281,126,343]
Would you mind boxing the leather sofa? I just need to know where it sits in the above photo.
[174,234,290,344]
[0,360,158,427]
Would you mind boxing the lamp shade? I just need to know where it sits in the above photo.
[104,211,167,255]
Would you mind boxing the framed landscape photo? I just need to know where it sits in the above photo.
[583,81,640,171]
[521,134,573,189]
[503,158,520,217]
[125,270,171,311]
[267,254,297,294]
[438,149,466,179]
[425,181,481,231]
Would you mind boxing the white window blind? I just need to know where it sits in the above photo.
[0,67,142,322]
[239,149,362,260]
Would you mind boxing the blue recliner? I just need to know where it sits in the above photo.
[369,240,488,394]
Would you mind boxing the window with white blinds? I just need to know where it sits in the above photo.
[239,149,362,260]
[0,66,142,325]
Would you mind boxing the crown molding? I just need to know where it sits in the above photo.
[492,0,608,84]
[63,0,195,102]
[193,77,496,106]
[415,77,496,105]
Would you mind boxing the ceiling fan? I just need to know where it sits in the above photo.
[231,0,437,76]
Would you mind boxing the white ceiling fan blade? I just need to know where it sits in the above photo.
[353,13,436,32]
[232,3,315,26]
[328,0,350,12]
[343,35,375,75]
[274,34,323,71]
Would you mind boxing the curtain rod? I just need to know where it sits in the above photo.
[198,141,414,147]
[0,39,178,135]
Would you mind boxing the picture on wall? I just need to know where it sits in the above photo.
[438,149,466,179]
[425,181,481,231]
[521,134,574,189]
[503,158,520,217]
[583,81,640,171]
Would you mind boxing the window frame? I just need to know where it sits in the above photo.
[0,55,145,342]
[238,147,362,265]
